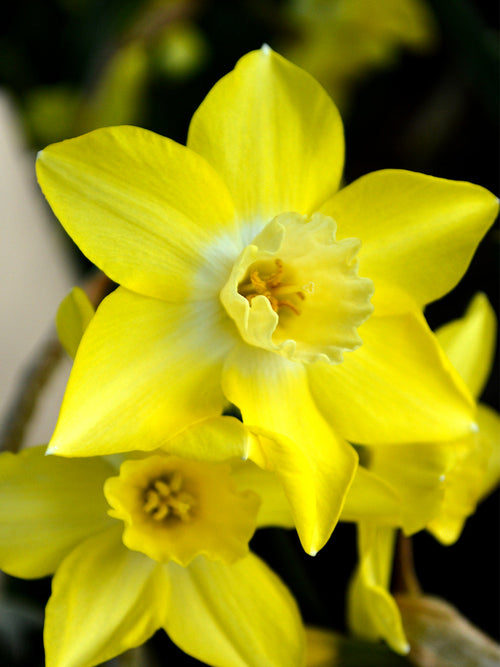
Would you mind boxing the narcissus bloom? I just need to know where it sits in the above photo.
[347,294,500,652]
[363,293,500,542]
[0,420,305,667]
[36,47,498,555]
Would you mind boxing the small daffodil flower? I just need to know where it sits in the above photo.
[363,293,499,541]
[36,47,498,555]
[346,293,499,653]
[0,420,305,667]
[427,293,499,543]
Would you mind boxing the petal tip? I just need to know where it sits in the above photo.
[401,642,411,655]
[260,43,272,56]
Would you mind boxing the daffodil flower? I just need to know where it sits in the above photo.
[364,293,500,541]
[346,293,499,652]
[36,47,498,555]
[0,420,305,667]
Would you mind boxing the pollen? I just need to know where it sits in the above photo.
[142,471,195,522]
[238,258,305,315]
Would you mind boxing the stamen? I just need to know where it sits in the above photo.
[143,489,160,513]
[142,473,195,522]
[238,259,305,315]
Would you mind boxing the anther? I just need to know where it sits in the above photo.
[142,474,195,522]
[238,258,305,315]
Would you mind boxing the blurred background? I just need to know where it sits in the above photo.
[0,1,498,665]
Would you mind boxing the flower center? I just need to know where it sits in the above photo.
[238,258,305,315]
[220,211,374,364]
[142,472,195,522]
[104,454,260,565]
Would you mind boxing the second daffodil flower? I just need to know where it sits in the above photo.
[36,47,498,555]
[0,422,305,667]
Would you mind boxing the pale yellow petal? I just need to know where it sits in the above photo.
[341,465,402,526]
[37,126,239,301]
[436,293,497,400]
[188,47,344,231]
[322,170,498,308]
[163,416,250,462]
[45,527,167,667]
[308,309,475,445]
[222,344,357,554]
[368,442,455,535]
[476,403,500,500]
[0,446,114,578]
[49,287,234,457]
[348,523,409,654]
[165,553,305,667]
[230,458,295,529]
[428,404,500,544]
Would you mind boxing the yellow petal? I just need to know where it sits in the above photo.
[428,404,500,544]
[165,553,305,667]
[322,169,499,309]
[36,125,239,301]
[56,286,95,358]
[476,403,500,500]
[348,523,409,654]
[188,47,344,227]
[48,287,233,457]
[436,293,497,400]
[426,445,487,545]
[222,344,358,554]
[45,527,166,667]
[230,458,295,529]
[0,446,114,578]
[163,415,251,461]
[308,309,475,445]
[341,465,402,526]
[368,442,455,535]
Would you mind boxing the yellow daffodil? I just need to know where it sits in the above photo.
[347,293,499,653]
[427,293,499,543]
[364,293,499,541]
[0,420,305,667]
[36,47,498,555]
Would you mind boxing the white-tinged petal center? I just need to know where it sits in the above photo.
[220,212,374,363]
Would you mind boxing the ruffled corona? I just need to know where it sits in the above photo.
[104,455,260,566]
[220,212,374,362]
